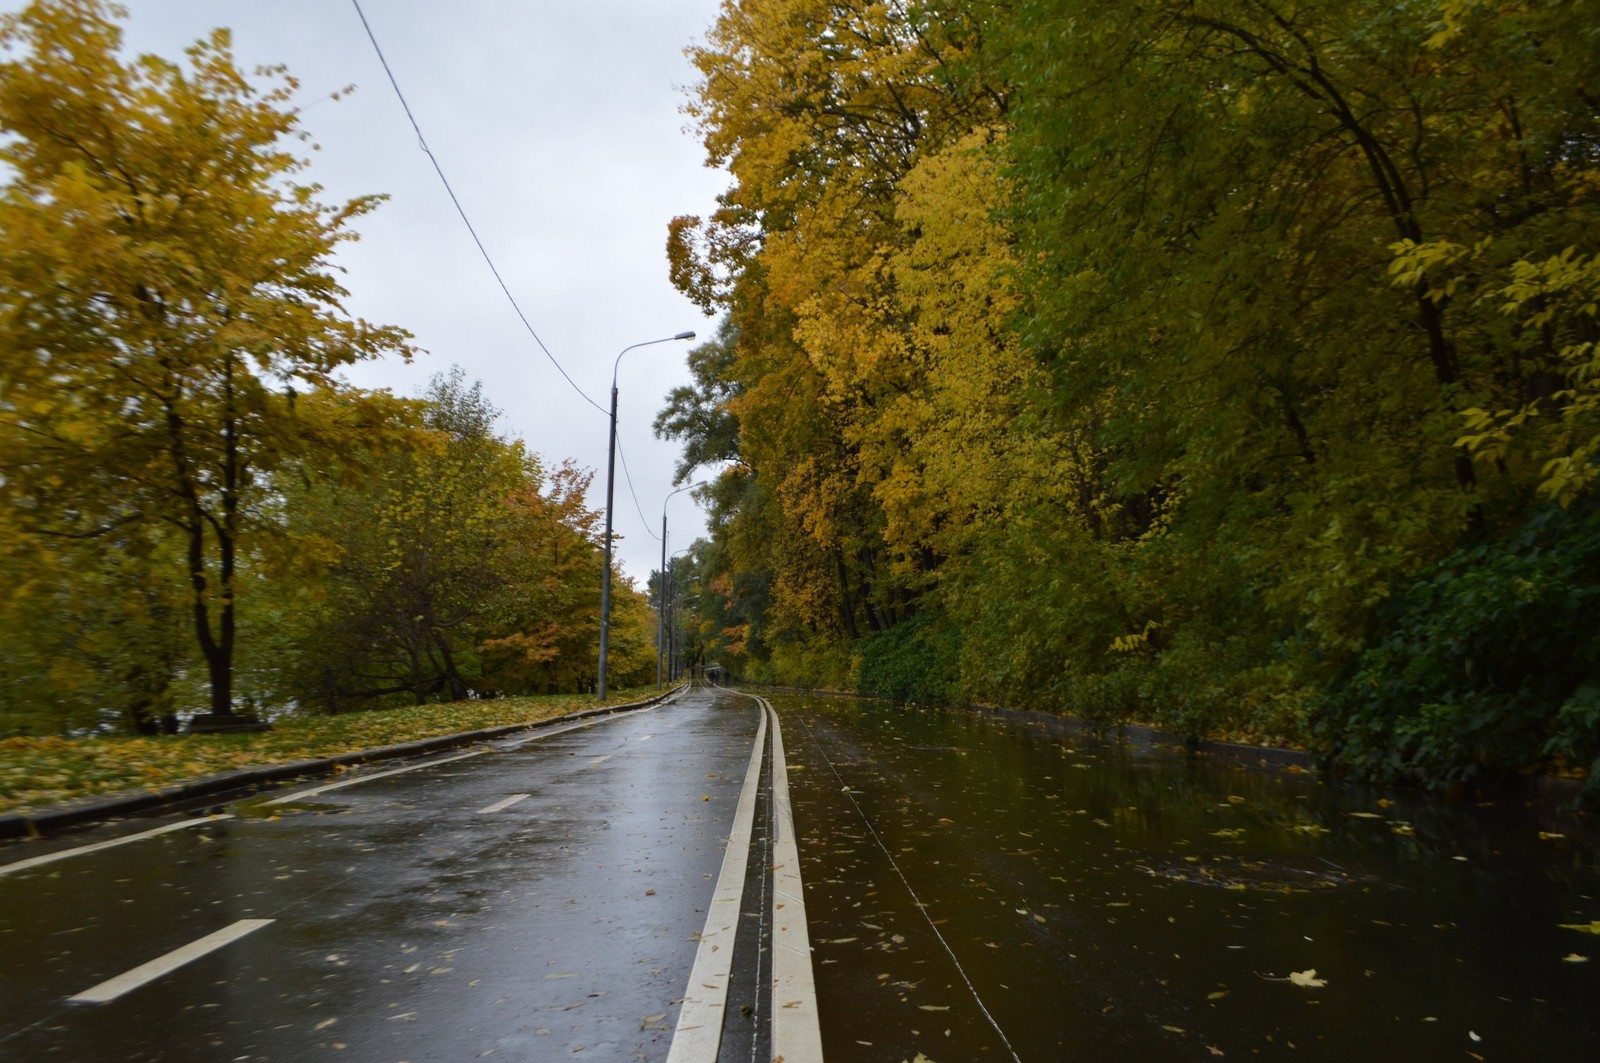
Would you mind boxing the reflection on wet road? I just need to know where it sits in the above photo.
[777,695,1600,1061]
[0,688,762,1061]
[9,687,1597,1061]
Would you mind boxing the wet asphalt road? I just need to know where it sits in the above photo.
[775,694,1600,1062]
[14,687,1599,1060]
[0,687,767,1062]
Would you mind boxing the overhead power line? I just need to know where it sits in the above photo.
[348,0,685,554]
[616,437,662,542]
[348,0,605,416]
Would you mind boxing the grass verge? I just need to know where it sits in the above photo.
[0,691,648,817]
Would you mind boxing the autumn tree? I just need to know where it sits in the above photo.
[999,0,1600,737]
[665,0,1013,680]
[0,0,413,720]
[283,372,515,707]
[668,0,1600,790]
[477,461,611,696]
[0,517,191,734]
[277,369,640,708]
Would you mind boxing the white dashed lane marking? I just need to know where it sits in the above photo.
[476,793,531,814]
[68,919,275,1004]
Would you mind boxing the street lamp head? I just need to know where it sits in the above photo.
[600,328,707,699]
[667,479,708,500]
[613,331,700,384]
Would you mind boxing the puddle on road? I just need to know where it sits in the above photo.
[236,800,351,819]
[1137,854,1363,891]
[774,695,1600,1061]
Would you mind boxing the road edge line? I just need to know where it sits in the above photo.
[0,684,690,842]
[666,694,769,1062]
[763,695,825,1063]
[264,688,690,807]
[261,747,490,806]
[0,814,234,878]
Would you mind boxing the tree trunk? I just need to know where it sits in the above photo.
[1188,10,1477,495]
[435,634,470,701]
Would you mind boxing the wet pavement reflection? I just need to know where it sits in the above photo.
[776,695,1600,1061]
[0,690,762,1061]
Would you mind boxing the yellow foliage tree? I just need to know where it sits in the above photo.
[0,1,414,719]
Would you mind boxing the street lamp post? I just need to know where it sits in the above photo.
[665,544,693,682]
[597,331,695,701]
[675,593,701,682]
[658,481,706,689]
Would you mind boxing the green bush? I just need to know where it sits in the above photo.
[755,637,855,691]
[855,613,960,705]
[1320,499,1600,799]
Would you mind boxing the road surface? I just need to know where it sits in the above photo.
[0,686,819,1062]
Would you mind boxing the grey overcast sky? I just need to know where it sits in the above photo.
[12,0,729,585]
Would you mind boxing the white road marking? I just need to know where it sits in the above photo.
[764,696,825,1063]
[589,755,612,768]
[262,748,489,805]
[68,919,274,1004]
[1,696,689,880]
[261,696,677,804]
[666,699,769,1063]
[462,694,683,752]
[476,793,531,814]
[0,815,234,878]
[491,715,625,750]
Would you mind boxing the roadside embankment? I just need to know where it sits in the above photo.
[0,686,682,838]
[735,681,1587,804]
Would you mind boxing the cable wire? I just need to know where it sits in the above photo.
[350,0,682,558]
[349,0,605,416]
[616,436,663,541]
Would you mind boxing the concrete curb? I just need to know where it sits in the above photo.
[967,704,1318,771]
[736,681,1315,770]
[0,687,682,842]
[745,684,1587,802]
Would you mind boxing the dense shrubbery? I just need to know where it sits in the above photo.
[855,614,959,706]
[1322,501,1600,798]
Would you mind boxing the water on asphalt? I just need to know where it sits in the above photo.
[775,693,1600,1062]
[0,689,762,1062]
